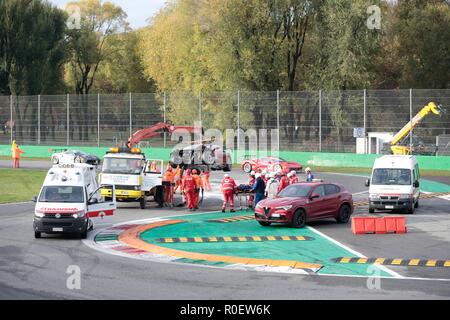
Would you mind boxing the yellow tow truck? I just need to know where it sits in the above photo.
[390,102,445,155]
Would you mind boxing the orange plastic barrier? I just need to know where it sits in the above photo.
[352,216,407,235]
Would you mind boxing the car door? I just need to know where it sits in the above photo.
[324,184,341,217]
[307,185,327,219]
[87,185,116,229]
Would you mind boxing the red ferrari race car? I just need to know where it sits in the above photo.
[254,182,353,228]
[241,156,302,174]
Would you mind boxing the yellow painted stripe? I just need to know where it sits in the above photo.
[296,236,305,241]
[267,236,276,241]
[391,259,402,265]
[340,257,351,264]
[238,237,247,242]
[426,260,437,267]
[408,259,420,266]
[281,236,290,241]
[208,237,218,242]
[223,237,232,242]
[374,258,385,265]
[194,237,203,242]
[444,261,450,267]
[357,258,368,264]
[164,238,174,243]
[253,236,262,241]
[178,237,188,243]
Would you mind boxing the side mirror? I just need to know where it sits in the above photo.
[89,198,98,205]
[414,181,420,188]
[310,193,320,200]
[365,179,370,187]
[31,196,37,203]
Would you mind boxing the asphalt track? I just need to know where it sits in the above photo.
[0,160,450,299]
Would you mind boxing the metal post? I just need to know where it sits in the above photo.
[97,93,100,147]
[276,90,280,152]
[237,90,240,152]
[409,88,413,155]
[10,95,13,144]
[37,95,41,144]
[163,92,167,148]
[67,94,70,146]
[363,89,367,154]
[129,92,132,138]
[319,90,322,152]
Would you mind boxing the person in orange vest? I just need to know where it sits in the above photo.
[12,143,25,169]
[277,169,290,193]
[202,169,211,192]
[181,169,197,211]
[174,165,182,193]
[192,169,203,209]
[162,165,175,207]
[221,174,237,213]
[288,170,299,184]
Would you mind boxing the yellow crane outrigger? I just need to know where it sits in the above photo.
[390,102,445,155]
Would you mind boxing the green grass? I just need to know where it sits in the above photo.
[0,169,47,203]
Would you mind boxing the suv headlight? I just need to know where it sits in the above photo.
[399,194,412,200]
[275,205,292,211]
[255,203,263,209]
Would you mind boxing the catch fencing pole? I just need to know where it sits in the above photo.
[129,92,132,138]
[38,95,41,144]
[319,90,322,152]
[97,93,100,147]
[67,94,70,146]
[277,90,280,151]
[237,90,240,152]
[163,92,167,148]
[10,95,13,144]
[363,89,367,154]
[410,89,413,155]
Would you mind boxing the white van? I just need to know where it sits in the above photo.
[33,163,116,239]
[365,155,420,214]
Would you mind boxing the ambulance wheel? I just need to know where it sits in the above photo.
[80,230,87,239]
[414,199,419,208]
[140,196,146,209]
[369,207,375,213]
[34,232,41,239]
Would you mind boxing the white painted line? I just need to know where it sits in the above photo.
[307,226,404,279]
[352,191,369,196]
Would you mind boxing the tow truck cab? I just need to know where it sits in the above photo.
[100,147,164,209]
[33,163,116,239]
[366,155,420,214]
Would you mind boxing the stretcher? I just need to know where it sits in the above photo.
[235,190,255,211]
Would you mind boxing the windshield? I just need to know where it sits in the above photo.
[39,186,84,203]
[102,157,144,175]
[372,168,412,186]
[278,184,311,198]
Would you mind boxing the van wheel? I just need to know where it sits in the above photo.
[34,232,41,239]
[140,196,147,209]
[336,204,351,223]
[414,199,419,208]
[80,230,87,239]
[406,205,415,214]
[291,209,306,228]
[369,207,375,214]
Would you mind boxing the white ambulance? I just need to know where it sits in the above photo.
[365,155,420,214]
[33,163,116,239]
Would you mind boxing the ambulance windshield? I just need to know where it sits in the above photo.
[102,157,143,175]
[39,186,84,203]
[372,168,411,186]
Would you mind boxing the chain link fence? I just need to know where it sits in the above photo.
[1,90,449,154]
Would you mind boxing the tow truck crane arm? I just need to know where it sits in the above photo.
[127,122,202,148]
[390,102,445,155]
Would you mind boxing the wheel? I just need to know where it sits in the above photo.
[369,207,375,214]
[154,186,164,207]
[34,231,41,239]
[223,164,232,172]
[80,230,87,239]
[243,162,252,173]
[406,204,415,214]
[52,156,59,165]
[414,199,419,208]
[291,209,306,228]
[74,156,82,163]
[336,204,351,223]
[140,196,147,209]
[258,221,271,226]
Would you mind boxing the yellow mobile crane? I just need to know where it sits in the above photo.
[390,102,445,155]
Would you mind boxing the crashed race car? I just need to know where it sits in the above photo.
[50,149,101,166]
[169,143,232,172]
[241,156,302,174]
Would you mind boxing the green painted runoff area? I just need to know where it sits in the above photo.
[140,210,392,277]
[2,144,450,171]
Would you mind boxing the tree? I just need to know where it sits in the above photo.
[65,0,128,141]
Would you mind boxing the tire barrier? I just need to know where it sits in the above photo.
[351,216,407,234]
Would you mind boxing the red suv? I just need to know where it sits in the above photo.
[254,182,353,228]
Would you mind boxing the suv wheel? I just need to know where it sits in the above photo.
[258,221,271,227]
[336,204,351,223]
[34,232,41,239]
[291,209,306,228]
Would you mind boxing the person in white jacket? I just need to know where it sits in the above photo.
[265,173,280,198]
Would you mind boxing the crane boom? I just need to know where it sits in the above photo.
[390,102,444,155]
